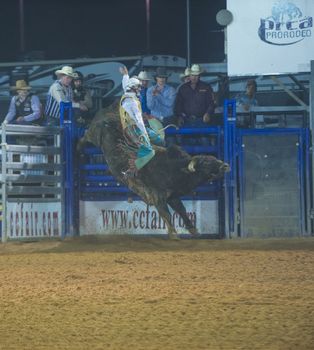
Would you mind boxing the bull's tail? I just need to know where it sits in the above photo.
[148,118,178,137]
[159,124,179,132]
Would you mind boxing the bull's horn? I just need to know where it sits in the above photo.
[220,163,230,172]
[188,159,196,172]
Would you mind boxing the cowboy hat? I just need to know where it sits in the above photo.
[138,71,151,80]
[180,67,191,79]
[190,64,205,76]
[154,67,169,78]
[55,66,78,78]
[11,80,31,90]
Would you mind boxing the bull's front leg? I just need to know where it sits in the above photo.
[154,200,179,240]
[167,197,199,236]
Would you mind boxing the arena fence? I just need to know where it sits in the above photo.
[77,100,312,238]
[0,100,312,241]
[0,124,64,242]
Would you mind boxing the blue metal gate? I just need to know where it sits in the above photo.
[224,99,311,237]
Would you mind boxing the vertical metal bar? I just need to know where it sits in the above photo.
[230,113,237,236]
[298,130,305,235]
[310,60,314,234]
[60,103,66,238]
[1,125,7,242]
[216,126,224,237]
[238,131,246,238]
[60,101,75,237]
[19,0,25,53]
[299,128,311,236]
[68,105,74,236]
[186,0,191,67]
[60,126,66,239]
[305,128,312,235]
[145,0,151,54]
[223,99,237,238]
[223,100,230,237]
[54,127,64,238]
[224,27,227,61]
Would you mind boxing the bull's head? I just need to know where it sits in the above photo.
[187,156,230,180]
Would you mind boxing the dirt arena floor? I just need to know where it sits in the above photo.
[0,235,313,350]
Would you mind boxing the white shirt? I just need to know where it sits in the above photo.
[121,92,147,136]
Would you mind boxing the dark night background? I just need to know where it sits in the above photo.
[0,0,226,63]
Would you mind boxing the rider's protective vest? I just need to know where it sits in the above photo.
[119,94,142,130]
[119,94,155,170]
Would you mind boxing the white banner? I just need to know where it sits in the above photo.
[79,200,219,235]
[227,0,314,75]
[7,202,62,239]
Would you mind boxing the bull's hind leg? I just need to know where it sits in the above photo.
[154,200,179,240]
[167,197,199,236]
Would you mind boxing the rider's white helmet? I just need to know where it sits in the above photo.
[125,77,142,90]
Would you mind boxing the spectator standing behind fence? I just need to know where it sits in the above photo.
[174,64,216,128]
[3,80,45,174]
[44,66,80,126]
[236,79,258,112]
[146,67,176,127]
[72,71,93,126]
[4,80,42,125]
[235,79,259,127]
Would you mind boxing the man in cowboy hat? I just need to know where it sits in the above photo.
[45,65,83,126]
[174,64,216,128]
[146,67,176,127]
[4,80,45,173]
[4,79,42,125]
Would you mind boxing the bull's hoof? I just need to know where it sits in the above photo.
[168,233,180,240]
[188,227,200,237]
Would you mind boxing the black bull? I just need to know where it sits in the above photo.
[77,107,230,238]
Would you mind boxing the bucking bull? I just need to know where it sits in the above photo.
[77,104,230,239]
